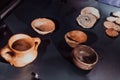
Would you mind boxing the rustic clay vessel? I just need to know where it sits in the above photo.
[72,45,98,70]
[64,30,87,48]
[31,18,55,35]
[0,34,41,67]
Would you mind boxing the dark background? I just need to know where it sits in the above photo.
[0,0,120,80]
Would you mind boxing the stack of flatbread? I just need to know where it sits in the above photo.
[104,11,120,37]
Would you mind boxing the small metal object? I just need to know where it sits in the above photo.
[31,72,40,80]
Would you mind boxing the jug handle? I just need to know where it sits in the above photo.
[0,45,13,65]
[34,37,41,50]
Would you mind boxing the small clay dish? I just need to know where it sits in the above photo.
[31,18,55,35]
[64,30,87,48]
[72,45,98,70]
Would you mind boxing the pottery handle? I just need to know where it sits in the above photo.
[33,37,41,50]
[0,45,13,65]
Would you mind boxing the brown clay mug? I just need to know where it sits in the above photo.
[72,45,98,70]
[0,34,41,67]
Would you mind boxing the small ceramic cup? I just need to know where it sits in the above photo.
[72,45,98,70]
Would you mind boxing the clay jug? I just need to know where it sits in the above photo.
[0,34,41,67]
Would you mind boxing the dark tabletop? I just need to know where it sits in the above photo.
[0,0,120,80]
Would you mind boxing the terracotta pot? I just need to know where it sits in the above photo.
[72,45,98,70]
[0,34,41,67]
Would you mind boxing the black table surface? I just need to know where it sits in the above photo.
[1,0,120,80]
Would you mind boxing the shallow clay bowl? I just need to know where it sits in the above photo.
[64,30,87,48]
[31,18,55,35]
